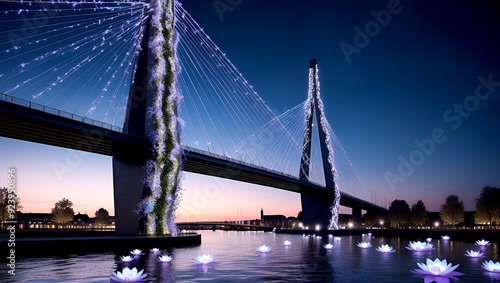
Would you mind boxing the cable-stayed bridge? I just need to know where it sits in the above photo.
[0,0,386,235]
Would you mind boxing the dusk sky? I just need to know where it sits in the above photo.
[1,1,500,221]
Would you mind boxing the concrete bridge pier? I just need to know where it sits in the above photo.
[351,206,363,228]
[113,158,146,235]
[113,14,152,235]
[301,192,334,230]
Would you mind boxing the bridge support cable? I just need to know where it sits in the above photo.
[174,3,299,171]
[0,1,149,129]
[325,120,370,203]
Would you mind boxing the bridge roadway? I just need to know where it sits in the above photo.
[0,98,387,213]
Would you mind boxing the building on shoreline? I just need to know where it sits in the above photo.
[10,212,115,230]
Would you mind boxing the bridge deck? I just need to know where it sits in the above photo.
[0,99,386,212]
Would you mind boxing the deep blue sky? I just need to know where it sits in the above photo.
[179,0,500,210]
[1,0,499,217]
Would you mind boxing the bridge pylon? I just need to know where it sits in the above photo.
[299,59,339,230]
[113,12,152,235]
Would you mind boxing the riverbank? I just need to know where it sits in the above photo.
[276,228,500,242]
[0,232,201,258]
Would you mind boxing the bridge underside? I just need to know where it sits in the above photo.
[183,148,386,212]
[0,100,148,161]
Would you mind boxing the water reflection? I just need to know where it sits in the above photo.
[2,231,500,282]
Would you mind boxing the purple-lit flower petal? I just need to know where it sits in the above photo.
[475,239,491,246]
[465,250,484,257]
[193,254,216,264]
[257,245,272,252]
[411,258,460,276]
[482,260,500,272]
[110,267,147,282]
[406,241,434,251]
[323,243,334,249]
[357,242,372,248]
[376,244,395,253]
[119,255,135,262]
[130,249,144,255]
[158,255,173,262]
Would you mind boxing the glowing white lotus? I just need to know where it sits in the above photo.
[406,241,434,251]
[110,267,147,282]
[357,242,372,248]
[119,255,135,262]
[441,235,450,240]
[376,244,395,253]
[334,237,341,241]
[130,249,143,255]
[475,239,491,246]
[158,255,173,262]
[323,243,334,249]
[283,240,292,246]
[483,260,500,272]
[194,254,216,264]
[412,258,460,276]
[426,238,432,242]
[465,250,484,257]
[151,248,160,253]
[257,245,272,252]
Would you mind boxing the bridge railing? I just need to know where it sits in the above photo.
[0,93,143,138]
[183,145,326,189]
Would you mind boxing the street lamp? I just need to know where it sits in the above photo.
[315,224,321,231]
[434,222,439,228]
[348,222,353,228]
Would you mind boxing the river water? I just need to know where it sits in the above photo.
[2,230,499,282]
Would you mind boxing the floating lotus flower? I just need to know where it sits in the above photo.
[334,237,341,241]
[130,249,143,255]
[357,242,372,248]
[376,244,395,253]
[328,234,333,238]
[119,255,135,262]
[151,248,160,253]
[158,255,173,262]
[482,260,500,272]
[257,245,272,252]
[441,235,450,240]
[412,258,461,277]
[426,238,432,242]
[323,243,334,249]
[194,254,216,264]
[406,241,434,251]
[368,232,372,236]
[475,239,491,246]
[110,267,147,282]
[283,240,292,246]
[465,250,484,257]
